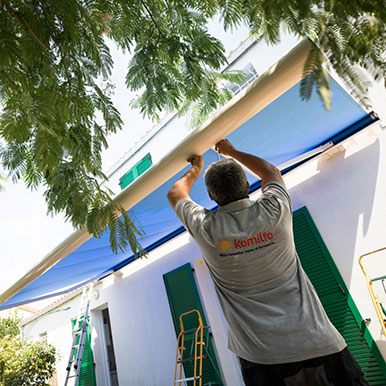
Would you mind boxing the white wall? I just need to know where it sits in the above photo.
[21,232,243,385]
[90,232,243,386]
[286,121,386,357]
[20,294,82,385]
[21,121,386,386]
[19,28,386,384]
[89,238,200,386]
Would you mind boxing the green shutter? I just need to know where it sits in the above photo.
[293,207,386,385]
[71,318,96,386]
[120,170,135,189]
[119,153,152,190]
[136,154,152,175]
[164,263,223,386]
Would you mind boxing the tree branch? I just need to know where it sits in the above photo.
[140,0,164,38]
[2,0,48,51]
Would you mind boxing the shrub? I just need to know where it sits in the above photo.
[0,313,21,339]
[0,314,56,386]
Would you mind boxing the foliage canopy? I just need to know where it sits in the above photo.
[0,0,385,254]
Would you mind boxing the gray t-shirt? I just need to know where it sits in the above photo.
[174,180,346,364]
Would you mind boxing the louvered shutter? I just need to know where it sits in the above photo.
[164,263,223,385]
[71,318,96,386]
[136,153,152,175]
[119,153,152,190]
[293,207,386,385]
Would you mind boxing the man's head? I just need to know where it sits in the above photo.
[204,159,249,206]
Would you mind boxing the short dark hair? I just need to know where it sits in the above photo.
[204,159,249,206]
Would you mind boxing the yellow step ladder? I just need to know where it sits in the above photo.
[359,247,386,338]
[174,309,205,386]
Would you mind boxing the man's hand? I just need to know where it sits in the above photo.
[187,154,204,171]
[167,154,204,209]
[215,139,236,157]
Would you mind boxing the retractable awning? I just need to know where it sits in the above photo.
[0,39,376,309]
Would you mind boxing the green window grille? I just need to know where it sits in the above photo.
[293,207,386,385]
[163,263,223,386]
[119,153,152,190]
[71,317,97,386]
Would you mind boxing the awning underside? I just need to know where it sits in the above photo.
[0,77,370,309]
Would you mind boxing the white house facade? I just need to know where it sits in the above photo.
[9,32,386,386]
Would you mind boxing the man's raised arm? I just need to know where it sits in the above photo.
[215,139,284,188]
[167,155,204,209]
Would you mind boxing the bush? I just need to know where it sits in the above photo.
[0,313,21,339]
[0,314,56,386]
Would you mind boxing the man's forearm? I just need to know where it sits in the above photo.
[176,165,202,192]
[228,149,284,186]
[167,155,204,209]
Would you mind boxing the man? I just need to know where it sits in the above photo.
[167,139,368,386]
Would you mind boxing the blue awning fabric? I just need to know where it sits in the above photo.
[0,77,373,309]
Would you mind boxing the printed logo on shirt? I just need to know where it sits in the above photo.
[218,240,232,251]
[217,232,274,253]
[234,232,274,248]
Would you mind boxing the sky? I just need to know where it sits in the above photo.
[0,20,250,298]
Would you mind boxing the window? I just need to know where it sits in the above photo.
[119,153,152,190]
[225,63,258,96]
[39,331,47,342]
